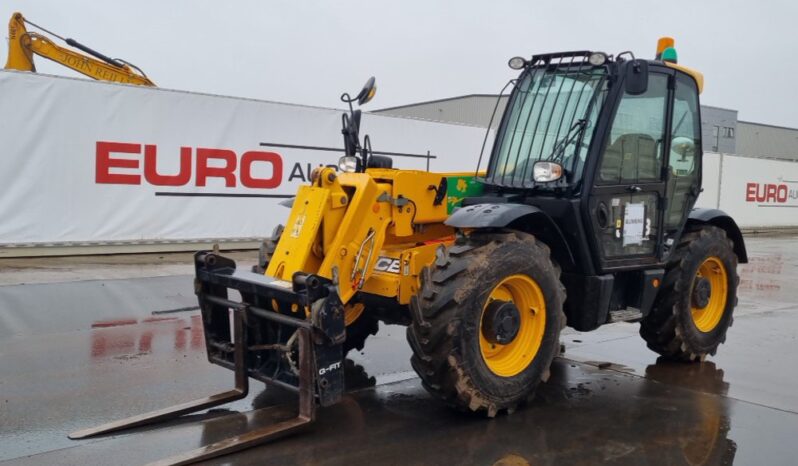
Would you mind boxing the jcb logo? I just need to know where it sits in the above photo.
[373,256,401,274]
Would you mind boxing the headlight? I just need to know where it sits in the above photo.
[508,56,527,70]
[338,156,359,173]
[533,161,563,183]
[588,52,607,66]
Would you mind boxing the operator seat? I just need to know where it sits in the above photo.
[367,155,393,169]
[599,133,659,184]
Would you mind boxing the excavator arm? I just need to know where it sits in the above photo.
[4,12,155,86]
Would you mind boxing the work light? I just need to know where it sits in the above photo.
[588,52,607,66]
[508,56,527,70]
[338,156,359,173]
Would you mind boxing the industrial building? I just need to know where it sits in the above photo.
[376,96,798,161]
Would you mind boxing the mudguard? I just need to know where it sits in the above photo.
[446,203,575,269]
[446,203,543,228]
[687,208,748,263]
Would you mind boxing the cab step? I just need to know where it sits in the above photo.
[608,308,643,323]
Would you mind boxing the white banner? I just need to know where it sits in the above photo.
[1,71,796,251]
[0,71,490,247]
[694,152,721,210]
[716,154,798,227]
[695,153,798,227]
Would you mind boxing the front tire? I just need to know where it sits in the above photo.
[407,231,565,417]
[640,225,739,361]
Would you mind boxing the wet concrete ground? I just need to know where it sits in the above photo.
[1,236,796,465]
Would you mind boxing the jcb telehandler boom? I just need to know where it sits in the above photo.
[71,38,747,465]
[4,12,155,86]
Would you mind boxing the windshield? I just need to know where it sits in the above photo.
[486,63,608,188]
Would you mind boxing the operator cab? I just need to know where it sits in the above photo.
[455,41,707,330]
[479,46,702,271]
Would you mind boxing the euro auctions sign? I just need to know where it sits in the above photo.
[0,70,487,246]
[708,154,798,228]
[94,141,347,197]
[744,182,798,205]
[95,142,284,189]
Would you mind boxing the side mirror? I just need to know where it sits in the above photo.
[671,136,695,161]
[624,59,648,95]
[339,77,377,173]
[355,76,377,106]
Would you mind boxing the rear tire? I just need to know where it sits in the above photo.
[407,231,565,417]
[640,225,739,361]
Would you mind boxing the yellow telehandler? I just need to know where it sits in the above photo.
[71,39,747,465]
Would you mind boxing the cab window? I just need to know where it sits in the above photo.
[665,75,702,231]
[598,73,669,185]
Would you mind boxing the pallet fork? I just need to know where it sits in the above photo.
[69,252,347,465]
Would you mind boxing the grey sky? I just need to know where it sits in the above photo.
[4,0,797,127]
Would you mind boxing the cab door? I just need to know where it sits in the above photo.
[662,73,702,252]
[587,70,671,270]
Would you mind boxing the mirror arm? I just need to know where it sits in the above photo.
[339,78,377,172]
[341,113,358,158]
[340,92,356,114]
[362,135,371,171]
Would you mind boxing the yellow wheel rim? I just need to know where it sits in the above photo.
[479,274,546,377]
[344,302,365,327]
[690,257,728,333]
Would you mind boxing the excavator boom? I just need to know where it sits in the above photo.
[4,12,155,86]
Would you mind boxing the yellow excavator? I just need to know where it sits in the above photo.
[4,12,154,86]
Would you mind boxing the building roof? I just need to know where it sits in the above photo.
[738,120,798,132]
[374,94,502,112]
[376,94,798,161]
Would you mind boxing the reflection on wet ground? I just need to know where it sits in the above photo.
[178,360,739,466]
[225,359,742,466]
[1,235,797,465]
[736,236,798,305]
[563,235,798,418]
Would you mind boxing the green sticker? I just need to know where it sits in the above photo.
[445,175,485,214]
